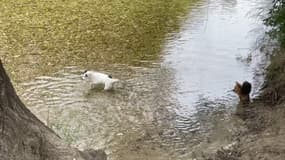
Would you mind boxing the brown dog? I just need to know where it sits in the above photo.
[233,81,252,103]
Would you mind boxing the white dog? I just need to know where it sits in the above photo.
[81,70,119,90]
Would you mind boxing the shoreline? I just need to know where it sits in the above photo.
[209,48,285,160]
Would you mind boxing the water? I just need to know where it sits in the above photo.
[16,0,268,159]
[163,0,267,139]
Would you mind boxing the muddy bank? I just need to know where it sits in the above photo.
[208,49,285,160]
[0,60,106,160]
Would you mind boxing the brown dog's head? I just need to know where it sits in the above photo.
[233,82,242,95]
[233,81,251,102]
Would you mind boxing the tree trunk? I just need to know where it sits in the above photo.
[0,60,106,160]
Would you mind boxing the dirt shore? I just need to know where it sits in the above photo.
[209,50,285,160]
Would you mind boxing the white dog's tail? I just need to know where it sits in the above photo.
[104,79,119,90]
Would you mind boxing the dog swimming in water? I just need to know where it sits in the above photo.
[81,70,119,91]
[233,81,252,103]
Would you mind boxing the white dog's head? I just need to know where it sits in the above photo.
[81,70,90,80]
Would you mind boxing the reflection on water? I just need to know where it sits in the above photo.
[164,0,266,118]
[15,0,268,159]
[162,0,267,157]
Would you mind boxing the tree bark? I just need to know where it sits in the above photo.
[0,60,106,160]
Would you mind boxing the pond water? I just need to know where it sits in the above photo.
[10,0,268,159]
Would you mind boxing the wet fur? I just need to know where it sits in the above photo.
[233,81,252,103]
[81,70,119,91]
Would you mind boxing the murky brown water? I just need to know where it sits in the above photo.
[11,0,269,159]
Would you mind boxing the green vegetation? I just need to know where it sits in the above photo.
[263,0,285,103]
[0,0,193,81]
[264,0,285,78]
[264,0,285,46]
